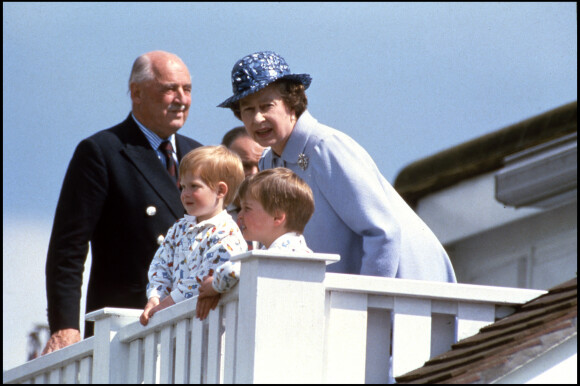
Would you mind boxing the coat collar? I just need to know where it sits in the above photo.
[279,110,317,167]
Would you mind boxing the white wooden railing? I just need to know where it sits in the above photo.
[4,250,546,384]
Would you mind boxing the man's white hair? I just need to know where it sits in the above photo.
[128,54,154,89]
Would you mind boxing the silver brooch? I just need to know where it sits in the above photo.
[297,153,309,171]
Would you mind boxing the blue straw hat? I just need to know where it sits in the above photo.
[218,51,312,108]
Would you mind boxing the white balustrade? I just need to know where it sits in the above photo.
[3,251,546,384]
[323,273,546,381]
[2,337,94,384]
[114,285,240,384]
[231,250,339,383]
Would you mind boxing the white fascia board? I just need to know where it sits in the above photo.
[415,172,541,245]
[495,133,577,209]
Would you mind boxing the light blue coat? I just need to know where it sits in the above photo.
[259,110,456,282]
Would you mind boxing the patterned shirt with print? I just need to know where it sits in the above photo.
[146,210,247,303]
[212,232,312,293]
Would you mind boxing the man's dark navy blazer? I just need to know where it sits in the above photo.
[46,114,202,337]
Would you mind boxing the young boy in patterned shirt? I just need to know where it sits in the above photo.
[196,167,315,320]
[140,145,247,326]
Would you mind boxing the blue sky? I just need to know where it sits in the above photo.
[3,2,577,370]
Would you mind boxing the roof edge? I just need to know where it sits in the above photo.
[394,101,577,207]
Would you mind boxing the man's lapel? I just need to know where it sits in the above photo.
[121,123,184,218]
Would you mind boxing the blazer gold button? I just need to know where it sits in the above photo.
[157,235,165,245]
[146,206,157,216]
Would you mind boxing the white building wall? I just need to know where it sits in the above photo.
[414,169,576,290]
[445,200,576,290]
[415,172,542,245]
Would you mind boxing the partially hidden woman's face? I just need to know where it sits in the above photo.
[238,84,297,156]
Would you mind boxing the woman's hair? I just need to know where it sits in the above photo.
[179,145,245,207]
[231,79,308,120]
[237,168,314,233]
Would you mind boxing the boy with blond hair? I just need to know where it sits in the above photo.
[140,145,247,326]
[196,167,315,319]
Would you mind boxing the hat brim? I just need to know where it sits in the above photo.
[218,74,312,109]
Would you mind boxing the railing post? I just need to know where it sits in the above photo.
[232,250,339,384]
[392,297,432,378]
[85,307,142,383]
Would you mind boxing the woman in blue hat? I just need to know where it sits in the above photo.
[218,51,456,282]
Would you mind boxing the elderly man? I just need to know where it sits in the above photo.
[43,51,202,354]
[221,126,265,178]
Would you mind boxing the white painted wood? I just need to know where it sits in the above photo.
[174,319,189,384]
[127,339,143,383]
[33,373,46,384]
[324,273,546,304]
[86,308,141,383]
[449,203,577,291]
[189,316,204,384]
[229,249,340,265]
[234,251,337,383]
[219,313,226,383]
[78,356,92,383]
[142,332,158,384]
[234,259,259,383]
[3,338,94,384]
[62,361,77,384]
[431,313,456,357]
[223,299,238,384]
[392,297,432,377]
[457,302,496,341]
[364,308,392,384]
[431,299,458,315]
[206,306,222,383]
[495,132,577,209]
[324,291,369,383]
[415,172,541,244]
[159,325,174,383]
[48,368,60,383]
[3,253,552,386]
[90,317,112,384]
[531,229,577,289]
[201,320,209,383]
[117,299,196,342]
[367,294,394,309]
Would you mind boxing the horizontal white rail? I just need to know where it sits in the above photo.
[324,273,546,304]
[3,337,94,384]
[3,251,547,384]
[322,273,546,382]
[116,286,239,384]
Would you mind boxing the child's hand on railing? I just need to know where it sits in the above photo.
[140,296,175,326]
[140,297,160,326]
[196,275,221,320]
